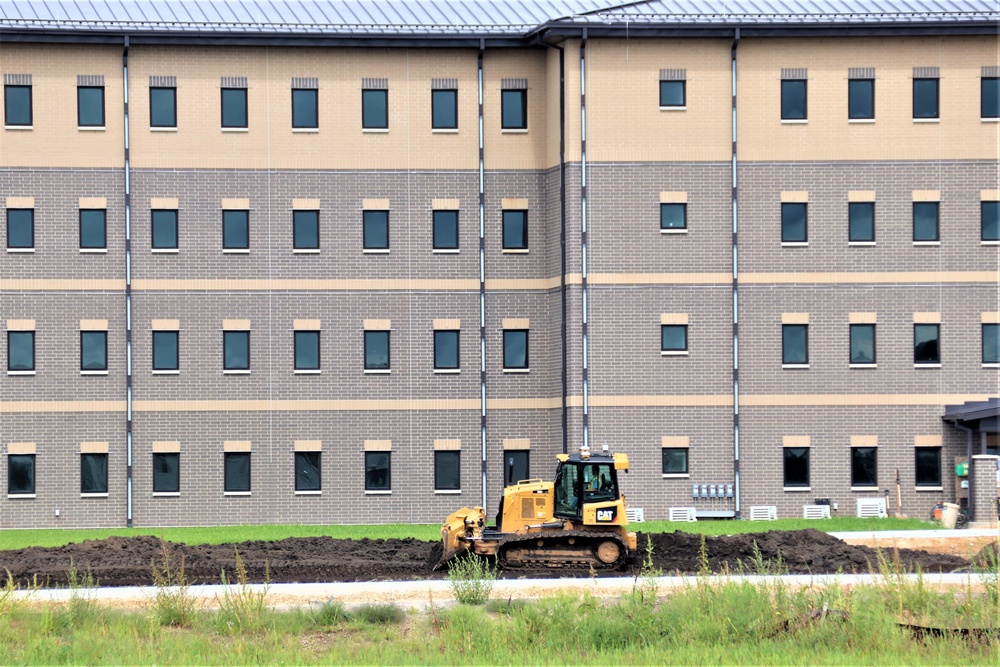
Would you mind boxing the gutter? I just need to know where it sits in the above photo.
[121,35,134,528]
[731,27,741,519]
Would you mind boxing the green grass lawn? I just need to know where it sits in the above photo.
[0,516,939,551]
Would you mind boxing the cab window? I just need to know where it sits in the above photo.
[584,463,617,503]
[555,464,580,517]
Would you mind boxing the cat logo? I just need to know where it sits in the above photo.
[596,508,616,522]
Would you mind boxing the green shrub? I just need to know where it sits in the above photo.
[448,553,498,605]
[311,598,349,627]
[484,597,528,616]
[352,603,405,625]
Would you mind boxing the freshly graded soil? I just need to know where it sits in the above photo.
[0,529,971,588]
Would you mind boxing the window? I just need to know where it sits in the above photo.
[4,85,31,126]
[849,324,876,365]
[781,203,807,243]
[851,447,877,487]
[914,324,940,365]
[222,210,249,250]
[783,447,809,487]
[982,324,999,364]
[292,88,318,129]
[224,331,250,371]
[295,451,321,491]
[781,80,807,120]
[363,210,389,251]
[77,86,105,127]
[6,209,33,249]
[434,451,460,491]
[912,202,939,242]
[152,331,179,371]
[434,330,460,370]
[224,452,251,492]
[151,210,178,250]
[80,453,108,494]
[848,79,874,120]
[80,209,107,250]
[501,89,527,130]
[433,210,459,250]
[294,331,320,371]
[503,450,529,486]
[660,203,686,231]
[982,201,999,242]
[80,331,108,371]
[659,80,685,108]
[7,331,34,372]
[915,448,941,486]
[983,77,999,119]
[364,330,390,371]
[8,454,34,495]
[293,210,319,250]
[913,79,939,119]
[661,325,688,354]
[221,88,248,128]
[431,89,458,129]
[662,448,689,475]
[502,210,528,250]
[782,324,808,365]
[149,87,176,128]
[848,202,875,243]
[153,453,179,493]
[362,89,388,129]
[365,451,391,491]
[503,329,529,370]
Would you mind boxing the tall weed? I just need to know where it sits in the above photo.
[447,553,498,605]
[150,539,196,627]
[215,547,271,634]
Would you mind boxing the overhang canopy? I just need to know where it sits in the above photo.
[942,398,1000,433]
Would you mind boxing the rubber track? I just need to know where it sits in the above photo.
[496,530,628,570]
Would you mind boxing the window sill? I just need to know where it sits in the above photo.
[224,491,251,496]
[915,486,943,492]
[501,128,528,134]
[363,248,390,254]
[362,128,389,133]
[780,119,808,124]
[912,241,940,246]
[981,240,1000,246]
[365,490,392,495]
[502,248,529,254]
[433,249,460,254]
[914,363,941,369]
[848,241,876,247]
[292,128,319,133]
[662,473,691,479]
[150,126,178,132]
[781,242,808,247]
[6,247,35,253]
[912,118,940,123]
[435,489,462,494]
[151,248,179,254]
[80,248,108,254]
[222,248,250,254]
[848,119,875,124]
[223,369,251,375]
[364,369,391,375]
[7,494,35,499]
[4,125,32,130]
[432,128,459,133]
[983,363,1000,368]
[294,369,321,375]
[152,369,180,375]
[659,106,687,111]
[849,363,877,369]
[81,493,109,498]
[782,364,810,369]
[153,492,180,497]
[293,249,320,254]
[660,228,688,234]
[221,127,249,133]
[78,126,106,131]
[7,370,36,376]
[783,487,811,492]
[295,490,322,495]
[850,487,879,492]
[503,368,530,373]
[80,370,109,375]
[434,368,461,374]
[982,118,1000,123]
[661,350,689,356]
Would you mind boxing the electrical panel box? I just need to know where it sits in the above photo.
[700,484,708,498]
[709,484,717,498]
[726,484,733,498]
[692,484,699,498]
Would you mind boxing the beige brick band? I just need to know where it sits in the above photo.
[661,436,689,448]
[659,192,688,204]
[847,191,876,202]
[913,312,941,324]
[849,312,878,324]
[223,441,252,452]
[433,319,461,330]
[503,438,530,450]
[432,199,460,210]
[502,198,529,210]
[294,440,322,452]
[294,319,321,330]
[783,436,811,448]
[292,199,320,210]
[152,441,181,453]
[850,435,879,447]
[223,319,251,330]
[5,196,34,208]
[363,319,391,330]
[80,441,109,454]
[660,313,689,325]
[781,191,809,203]
[7,443,36,454]
[914,435,942,447]
[502,318,530,329]
[912,190,940,202]
[362,199,390,210]
[433,439,462,451]
[79,197,107,209]
[151,319,180,330]
[79,319,108,331]
[781,313,809,324]
[982,312,1000,324]
[150,198,179,209]
[221,199,250,210]
[363,440,392,451]
[6,320,35,331]
[981,190,1000,201]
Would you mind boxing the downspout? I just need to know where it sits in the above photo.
[122,36,134,527]
[731,28,741,519]
[580,29,589,451]
[955,422,974,518]
[478,40,488,510]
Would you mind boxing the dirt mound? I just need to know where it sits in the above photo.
[972,541,999,567]
[0,529,969,588]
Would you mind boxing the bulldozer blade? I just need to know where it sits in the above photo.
[434,506,486,570]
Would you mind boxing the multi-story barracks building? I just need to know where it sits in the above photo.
[1,0,998,529]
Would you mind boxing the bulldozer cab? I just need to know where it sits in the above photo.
[554,456,619,519]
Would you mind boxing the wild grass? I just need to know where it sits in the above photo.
[150,539,196,627]
[447,552,499,605]
[215,547,272,634]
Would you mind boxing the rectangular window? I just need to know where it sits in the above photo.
[781,203,807,243]
[362,89,388,129]
[503,329,529,370]
[365,451,390,491]
[660,203,686,231]
[913,79,939,119]
[434,330,460,370]
[982,324,999,364]
[502,210,528,250]
[81,453,108,494]
[783,447,809,487]
[7,331,34,371]
[293,210,319,250]
[6,209,34,249]
[915,448,941,486]
[659,80,685,108]
[912,202,939,242]
[292,88,318,129]
[781,80,807,120]
[80,209,107,249]
[77,86,105,127]
[223,331,250,371]
[848,202,875,242]
[153,453,179,493]
[434,451,460,491]
[662,448,688,475]
[80,331,108,371]
[504,450,529,486]
[849,324,876,365]
[848,79,874,120]
[782,324,808,365]
[433,210,459,250]
[8,454,35,495]
[982,201,999,241]
[294,331,320,371]
[983,77,1000,119]
[4,85,31,126]
[224,452,251,492]
[221,88,248,128]
[501,89,527,130]
[151,210,178,250]
[363,210,389,250]
[914,324,940,365]
[850,447,877,487]
[222,210,249,250]
[149,87,177,128]
[152,331,179,371]
[295,451,321,491]
[431,89,458,129]
[661,325,688,353]
[364,330,390,371]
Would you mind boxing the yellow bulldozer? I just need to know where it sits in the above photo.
[436,444,637,570]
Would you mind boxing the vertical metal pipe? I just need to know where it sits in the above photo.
[122,36,134,527]
[478,42,488,510]
[731,29,741,518]
[580,30,589,451]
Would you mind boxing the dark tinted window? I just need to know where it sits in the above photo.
[661,325,687,352]
[8,454,35,495]
[660,203,686,230]
[912,202,939,241]
[223,210,249,249]
[362,89,388,129]
[501,89,527,129]
[294,331,320,370]
[783,447,809,487]
[431,89,457,129]
[295,451,321,491]
[153,453,179,493]
[363,210,389,250]
[781,203,807,243]
[77,86,105,127]
[781,80,807,120]
[224,331,250,370]
[81,453,108,493]
[915,448,941,486]
[434,330,459,370]
[433,210,459,250]
[659,80,685,107]
[6,209,33,249]
[8,331,34,371]
[848,202,875,242]
[982,201,999,241]
[365,451,390,490]
[293,210,319,250]
[913,79,939,119]
[81,331,108,371]
[224,452,251,492]
[434,451,460,491]
[782,324,808,365]
[851,447,877,487]
[149,87,176,128]
[849,324,876,364]
[151,210,178,250]
[503,329,528,369]
[80,209,107,249]
[502,210,527,250]
[4,85,31,126]
[504,450,529,486]
[662,448,688,474]
[848,79,874,119]
[292,88,318,129]
[983,324,999,364]
[364,330,390,370]
[983,77,1000,119]
[914,324,940,364]
[152,331,179,371]
[221,88,248,128]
